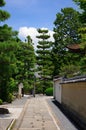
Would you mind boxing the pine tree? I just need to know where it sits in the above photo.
[0,0,17,42]
[0,0,10,22]
[73,0,86,74]
[15,35,36,93]
[52,8,81,76]
[73,0,86,47]
[36,29,53,94]
[0,0,19,101]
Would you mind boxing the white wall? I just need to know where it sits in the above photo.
[53,78,62,103]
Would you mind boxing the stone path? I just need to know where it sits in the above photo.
[13,96,60,130]
[0,95,78,130]
[0,119,12,130]
[13,95,78,130]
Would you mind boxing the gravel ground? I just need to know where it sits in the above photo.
[0,95,29,130]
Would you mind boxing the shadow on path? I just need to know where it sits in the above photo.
[47,97,86,130]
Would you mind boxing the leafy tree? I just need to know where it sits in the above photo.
[0,0,18,42]
[0,24,19,42]
[0,0,5,6]
[60,64,80,78]
[15,36,36,93]
[0,0,17,101]
[0,36,35,101]
[0,0,20,100]
[0,41,18,101]
[36,29,53,94]
[52,7,81,76]
[73,0,86,45]
[73,0,86,74]
[73,0,86,23]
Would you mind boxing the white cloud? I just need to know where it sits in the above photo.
[48,30,54,42]
[18,27,54,49]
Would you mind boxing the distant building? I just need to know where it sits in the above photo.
[67,44,80,53]
[67,43,85,54]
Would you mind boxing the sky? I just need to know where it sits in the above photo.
[3,0,78,46]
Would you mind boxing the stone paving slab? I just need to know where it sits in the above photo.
[13,95,78,130]
[13,96,58,130]
[0,119,12,130]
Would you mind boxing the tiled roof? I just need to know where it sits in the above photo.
[62,75,86,83]
[67,44,80,50]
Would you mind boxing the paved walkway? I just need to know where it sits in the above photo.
[13,95,78,130]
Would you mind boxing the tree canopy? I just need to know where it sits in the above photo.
[73,0,86,74]
[73,0,86,23]
[36,29,53,94]
[0,0,36,101]
[0,0,10,22]
[52,7,81,76]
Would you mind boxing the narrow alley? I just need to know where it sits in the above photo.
[12,95,78,130]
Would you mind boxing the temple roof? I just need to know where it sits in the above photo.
[67,44,81,53]
[67,44,80,49]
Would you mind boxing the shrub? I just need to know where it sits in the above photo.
[0,99,3,105]
[45,87,53,96]
[7,93,13,103]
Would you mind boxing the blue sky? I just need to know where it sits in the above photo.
[3,0,78,44]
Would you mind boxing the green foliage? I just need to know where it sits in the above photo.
[0,0,10,22]
[0,0,5,7]
[23,80,33,94]
[35,81,53,94]
[0,39,35,101]
[73,0,86,23]
[36,29,53,78]
[60,64,80,78]
[36,84,43,94]
[0,1,36,102]
[0,99,3,105]
[54,8,81,45]
[45,87,53,96]
[0,24,19,42]
[73,0,86,46]
[37,29,48,33]
[0,1,17,42]
[0,42,18,71]
[8,78,17,93]
[36,28,53,93]
[0,41,18,101]
[15,40,35,83]
[7,93,14,103]
[80,57,86,74]
[73,0,86,74]
[0,10,10,22]
[14,36,35,94]
[52,7,81,76]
